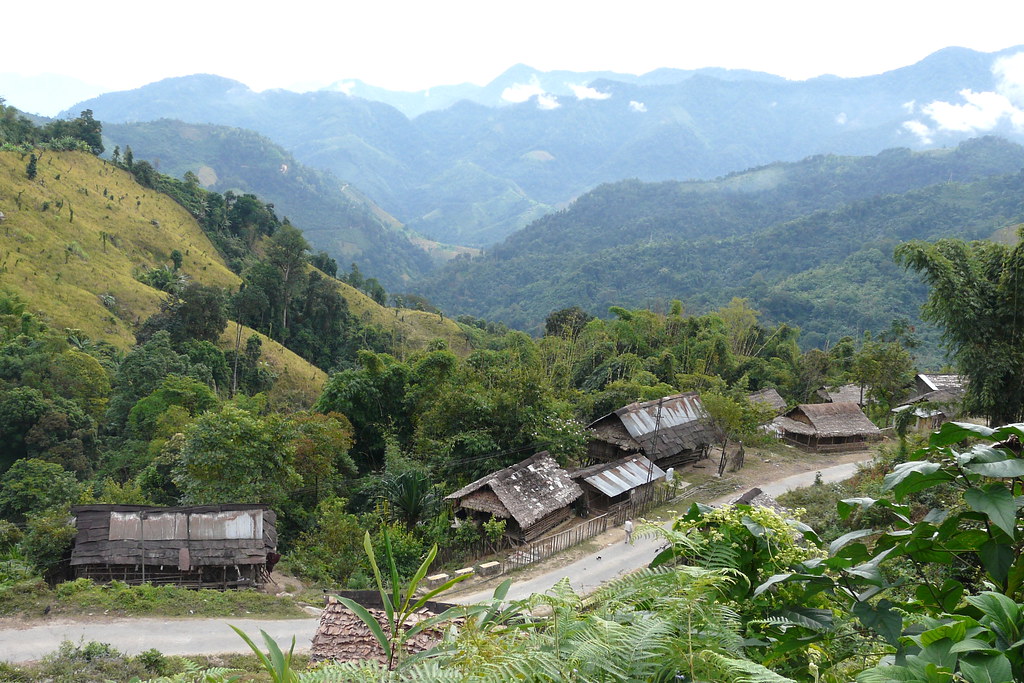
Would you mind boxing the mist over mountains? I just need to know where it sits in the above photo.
[65,45,1024,250]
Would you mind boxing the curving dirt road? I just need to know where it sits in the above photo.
[0,458,866,664]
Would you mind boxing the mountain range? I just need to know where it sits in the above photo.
[63,45,1024,249]
[418,137,1024,358]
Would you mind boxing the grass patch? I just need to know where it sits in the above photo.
[0,578,309,619]
[0,639,313,682]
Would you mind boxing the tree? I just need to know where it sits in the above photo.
[172,405,300,506]
[25,154,37,180]
[851,331,914,418]
[266,222,309,332]
[0,458,80,523]
[897,233,1024,424]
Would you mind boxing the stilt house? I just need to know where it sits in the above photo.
[586,393,719,468]
[774,402,880,452]
[445,451,583,542]
[70,504,277,588]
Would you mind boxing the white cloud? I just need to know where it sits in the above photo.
[629,100,647,112]
[835,112,847,125]
[911,50,1024,136]
[569,83,611,100]
[994,51,1024,105]
[923,89,1024,132]
[537,93,561,110]
[501,78,546,103]
[329,80,356,95]
[902,100,916,114]
[903,120,933,144]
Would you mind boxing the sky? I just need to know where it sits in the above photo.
[3,0,1023,115]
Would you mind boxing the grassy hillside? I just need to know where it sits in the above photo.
[335,279,472,355]
[0,150,238,345]
[0,150,473,377]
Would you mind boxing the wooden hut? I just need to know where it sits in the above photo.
[774,402,881,452]
[570,454,665,514]
[310,591,452,664]
[586,393,719,469]
[748,388,787,415]
[815,383,866,406]
[70,504,277,588]
[445,451,583,543]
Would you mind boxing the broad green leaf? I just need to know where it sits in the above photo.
[919,638,956,671]
[965,459,1024,478]
[402,543,439,614]
[830,529,876,556]
[846,555,890,586]
[885,461,956,500]
[958,653,1013,683]
[948,639,999,655]
[853,598,903,647]
[923,508,949,525]
[930,422,995,447]
[961,444,1016,465]
[979,540,1013,587]
[905,537,953,564]
[786,518,822,546]
[741,515,766,537]
[754,572,825,597]
[966,592,1023,645]
[772,607,833,632]
[964,485,1018,538]
[855,664,918,682]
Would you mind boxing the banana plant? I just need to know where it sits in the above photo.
[336,529,469,670]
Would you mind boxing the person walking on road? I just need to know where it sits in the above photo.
[624,519,634,545]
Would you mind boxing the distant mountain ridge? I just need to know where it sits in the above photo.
[323,63,787,118]
[102,119,434,289]
[65,45,1024,250]
[417,137,1024,359]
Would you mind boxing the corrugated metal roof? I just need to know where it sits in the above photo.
[615,393,708,441]
[581,456,665,498]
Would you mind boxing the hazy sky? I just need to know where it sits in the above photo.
[5,0,1023,99]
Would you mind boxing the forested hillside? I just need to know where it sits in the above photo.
[420,138,1024,357]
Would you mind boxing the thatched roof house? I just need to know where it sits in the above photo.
[748,388,787,415]
[774,402,881,452]
[587,393,719,468]
[310,592,452,665]
[70,504,277,588]
[815,384,866,406]
[570,454,665,513]
[446,451,583,542]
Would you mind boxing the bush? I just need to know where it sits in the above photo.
[21,505,76,577]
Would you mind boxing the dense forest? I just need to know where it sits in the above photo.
[420,138,1024,359]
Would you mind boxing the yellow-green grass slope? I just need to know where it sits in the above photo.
[0,151,473,403]
[0,150,238,345]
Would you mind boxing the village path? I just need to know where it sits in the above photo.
[0,458,866,664]
[450,458,867,604]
